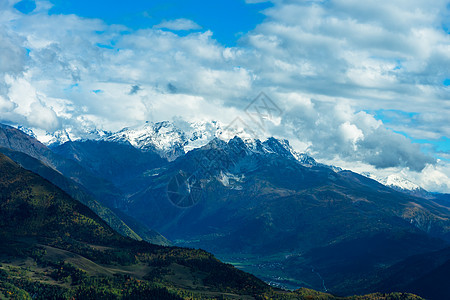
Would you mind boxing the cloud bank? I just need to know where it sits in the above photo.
[0,0,449,191]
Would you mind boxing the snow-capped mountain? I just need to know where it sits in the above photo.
[16,119,331,168]
[101,120,225,161]
[98,120,317,163]
[362,173,421,191]
[4,121,450,297]
[17,126,37,138]
[102,121,185,161]
[382,174,422,191]
[26,120,423,194]
[42,129,73,146]
[362,172,430,198]
[29,127,110,147]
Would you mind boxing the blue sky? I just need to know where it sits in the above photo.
[372,109,450,154]
[3,0,450,191]
[33,0,272,46]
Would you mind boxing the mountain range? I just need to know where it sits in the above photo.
[0,125,425,300]
[26,121,429,194]
[2,121,450,299]
[0,152,273,299]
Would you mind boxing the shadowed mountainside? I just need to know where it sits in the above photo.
[62,136,450,296]
[0,124,169,245]
[0,153,269,299]
[0,152,423,299]
[5,124,448,298]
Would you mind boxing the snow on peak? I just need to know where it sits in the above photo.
[363,172,422,191]
[17,126,37,138]
[17,119,323,169]
[383,174,421,191]
[101,120,267,160]
[17,125,111,148]
[102,121,186,160]
[177,120,224,152]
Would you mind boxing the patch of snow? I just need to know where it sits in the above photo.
[17,126,36,138]
[216,171,245,189]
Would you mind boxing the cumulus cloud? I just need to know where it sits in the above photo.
[359,127,435,171]
[27,101,60,130]
[414,162,450,193]
[241,0,450,127]
[0,0,448,190]
[241,0,448,178]
[0,27,27,112]
[0,95,17,113]
[0,30,26,75]
[154,19,202,31]
[278,93,435,172]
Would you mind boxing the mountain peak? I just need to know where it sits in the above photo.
[384,174,422,191]
[262,137,294,157]
[101,120,250,161]
[103,121,185,161]
[362,172,428,196]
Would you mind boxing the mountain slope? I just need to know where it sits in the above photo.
[0,146,144,241]
[116,136,450,295]
[367,245,450,300]
[0,124,123,209]
[51,140,166,193]
[0,153,118,242]
[126,137,450,247]
[0,152,270,298]
[0,124,170,245]
[0,152,418,299]
[23,122,450,298]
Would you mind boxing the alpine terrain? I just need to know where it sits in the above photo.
[38,120,450,299]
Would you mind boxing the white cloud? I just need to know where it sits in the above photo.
[27,101,59,130]
[0,95,16,112]
[316,158,450,194]
[154,18,202,31]
[278,93,435,172]
[339,121,364,149]
[242,0,449,114]
[0,0,448,191]
[413,162,450,193]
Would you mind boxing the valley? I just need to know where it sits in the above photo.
[217,253,306,291]
[1,121,449,299]
[1,1,448,298]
